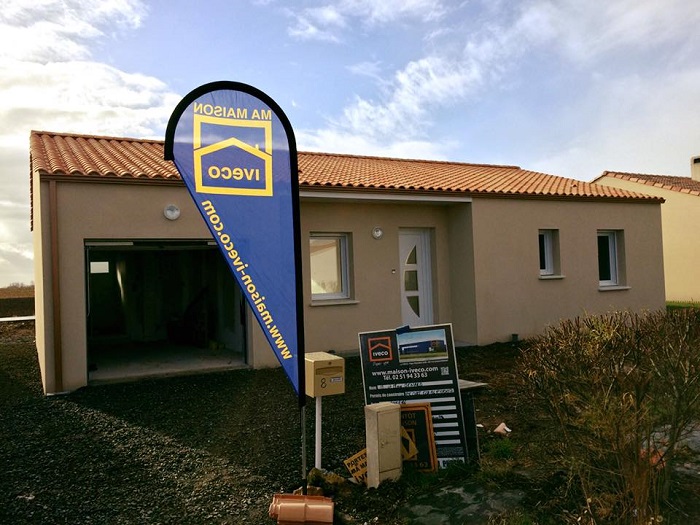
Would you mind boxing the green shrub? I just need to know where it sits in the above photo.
[666,301,700,311]
[488,437,516,460]
[487,510,537,525]
[519,309,700,524]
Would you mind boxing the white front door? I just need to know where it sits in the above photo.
[399,229,433,327]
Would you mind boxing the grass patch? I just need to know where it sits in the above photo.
[667,301,700,311]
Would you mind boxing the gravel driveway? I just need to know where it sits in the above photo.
[4,320,700,524]
[1,322,335,524]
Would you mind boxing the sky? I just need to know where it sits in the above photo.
[2,0,700,287]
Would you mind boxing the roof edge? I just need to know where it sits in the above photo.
[298,150,521,170]
[31,130,520,171]
[299,185,665,203]
[31,129,165,145]
[596,170,699,197]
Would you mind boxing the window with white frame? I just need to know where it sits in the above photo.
[538,229,560,276]
[310,233,351,300]
[597,230,621,286]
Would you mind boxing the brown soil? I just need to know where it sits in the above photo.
[0,285,34,300]
[2,306,699,524]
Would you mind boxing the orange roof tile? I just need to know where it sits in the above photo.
[30,131,660,202]
[598,170,700,197]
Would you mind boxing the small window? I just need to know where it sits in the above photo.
[90,261,110,274]
[310,233,351,300]
[597,230,621,286]
[538,229,560,276]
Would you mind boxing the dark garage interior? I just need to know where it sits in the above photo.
[85,240,247,382]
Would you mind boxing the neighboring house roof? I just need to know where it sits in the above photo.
[30,130,661,202]
[596,170,700,197]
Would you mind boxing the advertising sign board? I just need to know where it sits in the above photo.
[359,324,468,467]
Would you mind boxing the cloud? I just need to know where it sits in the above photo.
[297,126,456,160]
[287,5,345,42]
[513,0,700,62]
[339,55,485,142]
[0,0,146,63]
[0,0,174,149]
[287,0,446,42]
[500,1,700,179]
[346,61,384,82]
[0,0,176,286]
[0,60,180,147]
[0,243,32,261]
[0,242,34,287]
[531,66,700,180]
[341,0,446,24]
[301,0,700,180]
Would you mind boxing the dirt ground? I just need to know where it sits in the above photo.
[2,293,700,524]
[0,285,34,318]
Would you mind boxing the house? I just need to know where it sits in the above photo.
[594,158,700,303]
[30,130,666,395]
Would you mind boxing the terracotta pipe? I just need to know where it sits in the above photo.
[268,494,334,524]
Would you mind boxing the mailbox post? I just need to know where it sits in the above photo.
[305,352,345,470]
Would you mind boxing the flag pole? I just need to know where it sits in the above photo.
[301,405,307,493]
[289,121,307,494]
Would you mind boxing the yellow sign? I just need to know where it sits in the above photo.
[192,113,273,197]
[343,449,367,484]
[401,426,418,461]
[400,403,438,472]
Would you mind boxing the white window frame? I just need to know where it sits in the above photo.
[310,233,351,301]
[597,231,619,286]
[539,230,555,276]
[538,229,563,279]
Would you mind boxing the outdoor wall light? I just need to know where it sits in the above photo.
[163,204,181,221]
[371,227,383,239]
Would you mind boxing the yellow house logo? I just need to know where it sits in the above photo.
[192,109,273,197]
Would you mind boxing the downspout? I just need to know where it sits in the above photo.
[49,180,63,393]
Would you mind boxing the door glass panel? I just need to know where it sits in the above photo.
[407,296,420,316]
[406,246,417,265]
[404,270,418,291]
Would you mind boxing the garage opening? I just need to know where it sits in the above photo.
[85,240,247,382]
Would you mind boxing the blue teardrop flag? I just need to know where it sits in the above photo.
[165,81,305,406]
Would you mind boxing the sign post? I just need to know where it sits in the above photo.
[164,81,307,485]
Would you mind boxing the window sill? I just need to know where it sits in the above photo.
[598,285,631,292]
[539,274,565,280]
[310,299,360,307]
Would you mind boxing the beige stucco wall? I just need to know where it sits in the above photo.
[35,180,457,393]
[447,205,477,344]
[32,176,50,392]
[34,176,666,394]
[299,199,453,355]
[36,180,215,393]
[596,176,700,302]
[467,197,666,344]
